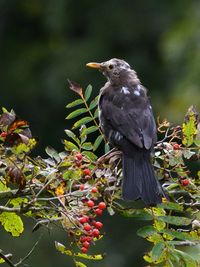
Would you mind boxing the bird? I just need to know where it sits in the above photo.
[86,58,164,205]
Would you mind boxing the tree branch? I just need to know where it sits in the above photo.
[0,250,15,267]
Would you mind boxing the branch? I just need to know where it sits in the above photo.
[0,205,56,213]
[0,250,15,267]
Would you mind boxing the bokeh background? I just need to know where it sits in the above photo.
[0,1,200,266]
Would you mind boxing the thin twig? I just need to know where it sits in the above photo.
[0,250,15,267]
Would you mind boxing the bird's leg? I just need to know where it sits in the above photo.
[97,147,122,164]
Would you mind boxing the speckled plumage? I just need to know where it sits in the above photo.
[87,58,164,205]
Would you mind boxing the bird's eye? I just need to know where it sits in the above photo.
[108,64,113,70]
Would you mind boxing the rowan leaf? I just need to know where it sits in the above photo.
[68,80,83,98]
[45,146,60,162]
[93,135,103,151]
[151,242,165,262]
[82,126,98,135]
[66,99,84,108]
[174,249,197,267]
[55,241,72,255]
[75,261,87,267]
[66,108,87,120]
[84,84,92,101]
[64,140,79,151]
[65,129,80,145]
[81,142,93,150]
[0,212,24,237]
[137,226,157,238]
[82,151,97,161]
[89,96,99,110]
[182,106,198,147]
[72,117,93,129]
[157,215,191,226]
[75,252,104,260]
[120,209,152,220]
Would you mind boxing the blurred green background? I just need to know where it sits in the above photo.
[0,0,200,266]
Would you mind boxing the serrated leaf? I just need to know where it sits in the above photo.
[93,135,103,151]
[120,209,153,220]
[68,79,83,97]
[89,96,99,110]
[45,146,60,162]
[151,242,165,262]
[66,108,87,120]
[65,130,80,145]
[82,142,93,150]
[104,143,110,154]
[137,226,157,238]
[75,252,103,260]
[66,99,84,108]
[55,241,72,255]
[82,126,99,135]
[157,215,191,226]
[174,249,197,267]
[75,261,87,267]
[82,151,97,161]
[158,201,183,211]
[0,212,24,237]
[161,229,199,242]
[72,117,93,129]
[64,140,79,151]
[94,108,99,118]
[182,106,198,147]
[84,85,92,101]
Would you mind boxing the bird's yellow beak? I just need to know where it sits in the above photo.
[86,62,101,69]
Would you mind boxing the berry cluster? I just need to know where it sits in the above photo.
[78,201,106,253]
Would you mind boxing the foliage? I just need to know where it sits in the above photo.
[0,84,200,267]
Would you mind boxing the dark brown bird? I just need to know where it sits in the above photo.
[86,58,163,205]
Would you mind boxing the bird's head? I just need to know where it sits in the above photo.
[86,58,139,85]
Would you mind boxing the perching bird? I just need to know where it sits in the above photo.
[86,58,164,205]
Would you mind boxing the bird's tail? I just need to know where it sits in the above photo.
[122,151,163,205]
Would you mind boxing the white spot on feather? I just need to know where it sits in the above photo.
[121,86,130,95]
[134,90,140,96]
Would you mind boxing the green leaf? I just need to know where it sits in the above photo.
[66,108,87,120]
[93,135,104,151]
[137,226,157,238]
[104,143,110,154]
[120,209,153,220]
[75,252,103,260]
[194,122,200,147]
[55,241,72,255]
[174,249,197,267]
[0,257,5,263]
[151,242,165,262]
[75,261,87,267]
[161,229,199,242]
[64,140,79,151]
[10,197,28,207]
[66,99,84,108]
[65,130,80,145]
[82,126,99,135]
[72,117,93,129]
[84,84,92,101]
[89,96,99,110]
[157,215,192,226]
[182,106,198,147]
[45,146,60,162]
[0,181,10,192]
[82,142,93,150]
[94,108,99,118]
[158,202,183,212]
[0,212,24,237]
[82,151,97,161]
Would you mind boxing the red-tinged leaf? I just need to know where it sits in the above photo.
[68,79,83,98]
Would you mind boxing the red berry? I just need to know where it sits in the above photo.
[84,175,91,180]
[91,187,98,193]
[83,241,90,249]
[80,236,87,243]
[81,247,88,253]
[79,216,89,224]
[173,143,180,150]
[98,202,106,210]
[92,228,100,238]
[83,168,91,176]
[84,224,91,232]
[87,200,95,208]
[95,208,103,216]
[181,179,190,186]
[86,236,93,243]
[0,132,7,138]
[75,153,83,161]
[79,184,85,190]
[95,221,103,229]
[91,220,96,226]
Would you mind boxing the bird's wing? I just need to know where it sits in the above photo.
[99,85,157,149]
